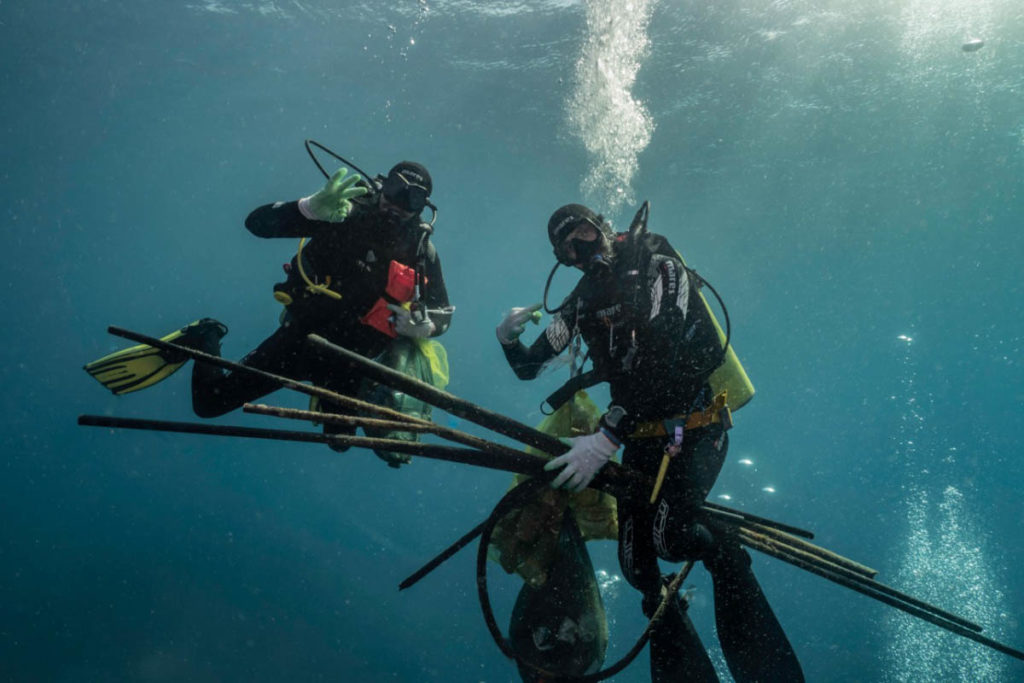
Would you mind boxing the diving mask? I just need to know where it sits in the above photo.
[556,220,608,267]
[382,172,429,213]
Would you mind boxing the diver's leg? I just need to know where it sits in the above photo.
[191,323,306,418]
[654,427,802,680]
[653,426,729,562]
[621,441,719,682]
[657,428,803,681]
[618,443,668,596]
[707,541,804,682]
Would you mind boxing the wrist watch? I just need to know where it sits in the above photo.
[600,405,634,441]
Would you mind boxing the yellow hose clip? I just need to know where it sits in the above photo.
[649,424,684,503]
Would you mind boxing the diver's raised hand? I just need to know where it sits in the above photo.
[298,168,368,223]
[543,430,619,493]
[496,303,543,345]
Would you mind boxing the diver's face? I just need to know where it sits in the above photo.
[561,222,601,268]
[378,193,418,225]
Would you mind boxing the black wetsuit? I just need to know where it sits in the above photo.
[191,198,451,436]
[502,233,803,682]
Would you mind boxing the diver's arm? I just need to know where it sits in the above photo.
[244,201,339,239]
[501,313,569,380]
[421,242,453,337]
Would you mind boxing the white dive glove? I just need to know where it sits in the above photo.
[543,429,620,493]
[387,304,436,338]
[496,303,543,345]
[298,168,368,223]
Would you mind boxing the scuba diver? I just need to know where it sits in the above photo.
[85,158,453,464]
[495,203,804,682]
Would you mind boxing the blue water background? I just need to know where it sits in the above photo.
[2,1,1022,680]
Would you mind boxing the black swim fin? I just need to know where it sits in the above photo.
[709,544,805,682]
[649,589,719,683]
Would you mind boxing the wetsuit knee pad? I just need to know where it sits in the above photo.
[662,522,715,562]
[653,500,714,562]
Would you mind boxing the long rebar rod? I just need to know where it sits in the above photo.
[306,333,815,537]
[245,403,439,434]
[399,518,491,591]
[703,505,876,579]
[95,329,1004,647]
[735,535,1024,661]
[105,326,807,535]
[78,415,546,476]
[105,326,591,482]
[739,520,876,578]
[80,410,1013,657]
[702,501,814,540]
[242,402,553,468]
[307,333,568,454]
[736,528,980,633]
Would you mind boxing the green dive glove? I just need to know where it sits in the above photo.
[298,168,369,223]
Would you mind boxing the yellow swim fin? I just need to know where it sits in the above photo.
[83,318,227,395]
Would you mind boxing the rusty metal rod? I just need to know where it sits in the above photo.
[242,402,548,468]
[736,532,1001,647]
[78,415,547,476]
[244,403,444,435]
[741,521,876,578]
